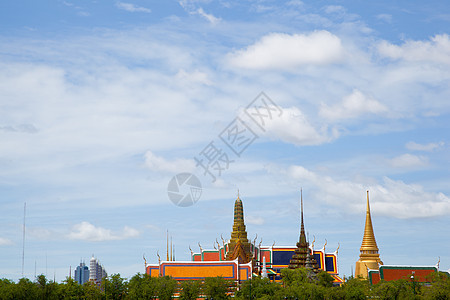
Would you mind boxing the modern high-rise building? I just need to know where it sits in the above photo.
[89,256,107,283]
[74,262,89,285]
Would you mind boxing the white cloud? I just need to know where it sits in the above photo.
[68,221,139,242]
[406,141,444,152]
[116,2,151,13]
[378,34,450,64]
[179,1,220,24]
[389,153,428,168]
[244,106,338,146]
[246,215,265,225]
[0,237,13,246]
[176,69,213,85]
[196,7,220,24]
[376,14,392,23]
[144,151,196,174]
[287,165,450,218]
[319,89,387,121]
[228,31,344,70]
[324,5,346,14]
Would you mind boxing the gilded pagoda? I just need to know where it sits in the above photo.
[355,191,383,278]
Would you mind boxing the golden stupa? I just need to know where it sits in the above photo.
[355,191,383,278]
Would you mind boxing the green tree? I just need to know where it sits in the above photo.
[102,274,128,300]
[203,277,231,300]
[316,270,334,288]
[280,268,308,287]
[372,279,415,300]
[157,276,177,300]
[60,277,83,300]
[179,280,201,300]
[82,281,103,300]
[340,277,370,300]
[236,277,281,299]
[0,278,16,300]
[127,273,158,299]
[422,272,450,300]
[12,278,39,300]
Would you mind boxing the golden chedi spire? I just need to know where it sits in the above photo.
[225,191,252,264]
[355,191,383,278]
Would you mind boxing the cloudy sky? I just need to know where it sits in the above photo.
[0,0,449,281]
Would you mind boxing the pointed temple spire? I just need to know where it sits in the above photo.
[299,189,307,245]
[355,191,383,278]
[289,189,310,269]
[225,192,252,264]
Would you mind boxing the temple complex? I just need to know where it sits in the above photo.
[146,191,343,284]
[355,191,383,278]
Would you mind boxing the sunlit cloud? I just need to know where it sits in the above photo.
[68,222,139,242]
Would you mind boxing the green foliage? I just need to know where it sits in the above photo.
[421,273,450,300]
[60,277,83,299]
[372,279,415,300]
[128,273,158,299]
[83,281,103,300]
[236,277,281,299]
[102,273,128,299]
[316,270,334,288]
[179,280,201,300]
[280,267,308,286]
[340,277,370,300]
[157,276,177,300]
[2,270,450,299]
[203,277,232,300]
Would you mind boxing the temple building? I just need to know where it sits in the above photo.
[355,191,444,284]
[355,191,383,278]
[146,192,343,285]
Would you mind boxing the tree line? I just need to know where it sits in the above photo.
[0,268,449,299]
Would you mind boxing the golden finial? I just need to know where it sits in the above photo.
[336,242,340,253]
[198,242,203,252]
[189,245,193,256]
[143,254,147,267]
[237,189,240,199]
[157,251,161,264]
[272,241,275,247]
[258,238,262,249]
[221,234,225,246]
[253,234,258,245]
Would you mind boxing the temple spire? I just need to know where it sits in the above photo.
[355,191,383,278]
[361,191,378,252]
[225,193,252,263]
[299,189,306,244]
[289,189,310,269]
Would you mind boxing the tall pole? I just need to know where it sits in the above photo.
[22,202,26,278]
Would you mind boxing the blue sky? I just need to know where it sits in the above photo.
[0,0,449,282]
